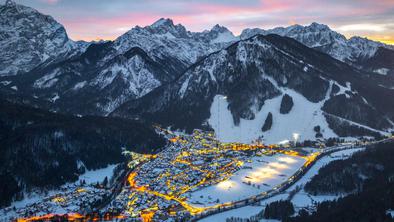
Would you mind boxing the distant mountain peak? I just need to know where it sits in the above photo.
[284,22,332,34]
[205,24,237,43]
[308,22,330,31]
[141,17,191,38]
[211,24,229,32]
[151,18,174,28]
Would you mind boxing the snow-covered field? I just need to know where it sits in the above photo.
[209,89,337,144]
[186,154,305,207]
[198,147,364,222]
[78,164,117,185]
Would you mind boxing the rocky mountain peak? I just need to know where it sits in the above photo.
[308,22,331,31]
[211,24,230,33]
[202,24,237,44]
[151,18,174,28]
[5,0,16,7]
[144,18,190,38]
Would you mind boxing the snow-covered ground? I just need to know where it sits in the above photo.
[78,164,117,185]
[187,154,305,207]
[199,206,263,222]
[7,164,117,210]
[198,147,364,222]
[209,88,337,144]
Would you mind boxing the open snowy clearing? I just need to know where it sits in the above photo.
[78,164,117,185]
[186,154,305,207]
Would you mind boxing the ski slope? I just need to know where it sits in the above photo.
[209,88,337,144]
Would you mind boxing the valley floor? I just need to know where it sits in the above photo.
[1,128,388,222]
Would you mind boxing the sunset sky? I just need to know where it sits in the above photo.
[9,0,394,44]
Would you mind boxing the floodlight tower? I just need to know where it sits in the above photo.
[292,133,300,146]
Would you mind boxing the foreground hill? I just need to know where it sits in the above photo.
[0,99,165,207]
[288,141,394,222]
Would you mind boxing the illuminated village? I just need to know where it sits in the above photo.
[105,128,321,221]
[2,127,329,222]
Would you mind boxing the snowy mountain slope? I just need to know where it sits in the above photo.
[0,0,88,76]
[112,34,394,141]
[0,42,182,115]
[356,47,394,75]
[240,23,394,74]
[208,87,337,144]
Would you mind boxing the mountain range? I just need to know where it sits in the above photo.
[1,1,393,117]
[0,0,394,204]
[1,0,394,138]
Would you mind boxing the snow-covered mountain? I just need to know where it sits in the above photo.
[0,10,237,115]
[0,0,88,76]
[114,18,237,67]
[1,1,393,141]
[241,23,394,74]
[112,34,394,143]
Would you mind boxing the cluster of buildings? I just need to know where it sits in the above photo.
[4,127,338,221]
[2,184,113,221]
[107,129,291,221]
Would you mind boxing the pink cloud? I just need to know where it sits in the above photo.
[26,0,392,41]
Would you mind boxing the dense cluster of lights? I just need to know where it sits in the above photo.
[16,128,322,222]
[117,128,319,221]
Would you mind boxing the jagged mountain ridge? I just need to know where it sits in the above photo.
[1,42,184,115]
[112,34,394,141]
[241,23,394,74]
[0,1,237,115]
[0,0,393,137]
[1,0,393,117]
[115,18,237,65]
